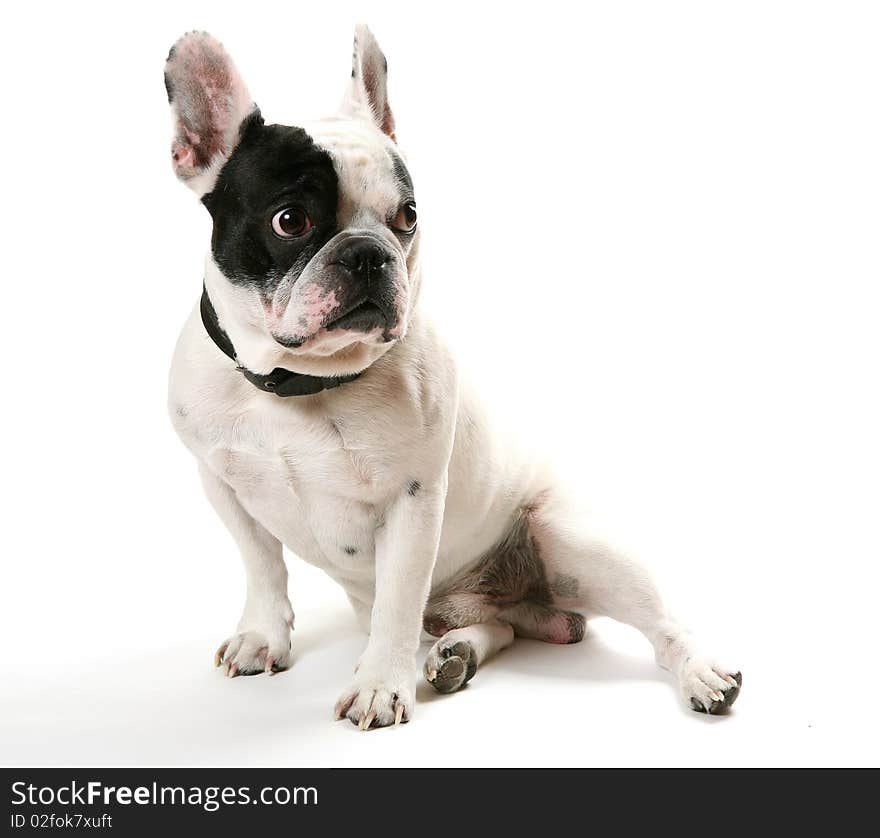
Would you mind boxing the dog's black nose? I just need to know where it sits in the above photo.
[332,237,391,282]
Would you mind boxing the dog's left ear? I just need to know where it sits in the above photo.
[164,32,258,196]
[342,24,396,142]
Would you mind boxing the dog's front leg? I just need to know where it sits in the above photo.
[334,479,447,730]
[199,464,294,676]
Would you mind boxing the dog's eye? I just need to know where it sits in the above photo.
[391,202,417,233]
[271,207,313,239]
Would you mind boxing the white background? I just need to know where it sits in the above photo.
[1,1,878,767]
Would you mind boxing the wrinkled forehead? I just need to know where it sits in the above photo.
[303,117,413,220]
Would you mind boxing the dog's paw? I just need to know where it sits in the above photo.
[679,657,742,715]
[215,622,292,677]
[424,637,477,694]
[333,678,414,730]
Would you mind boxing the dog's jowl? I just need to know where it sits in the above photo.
[165,26,742,729]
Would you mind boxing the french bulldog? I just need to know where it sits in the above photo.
[165,25,741,729]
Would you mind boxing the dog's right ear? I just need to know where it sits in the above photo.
[342,25,396,142]
[164,32,258,196]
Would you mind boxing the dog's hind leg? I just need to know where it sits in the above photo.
[528,488,742,714]
[497,602,587,644]
[424,620,514,693]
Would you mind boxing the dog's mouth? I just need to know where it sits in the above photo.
[324,299,387,333]
[271,298,393,350]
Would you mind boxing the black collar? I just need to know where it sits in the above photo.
[199,284,361,397]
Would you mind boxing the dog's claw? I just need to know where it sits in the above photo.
[213,624,293,678]
[335,684,413,730]
[333,695,353,721]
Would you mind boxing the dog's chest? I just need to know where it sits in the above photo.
[176,393,405,581]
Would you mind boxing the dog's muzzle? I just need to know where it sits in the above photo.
[323,235,399,336]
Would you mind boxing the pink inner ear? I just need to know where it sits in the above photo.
[361,61,396,141]
[381,103,396,143]
[171,140,198,175]
[166,32,253,180]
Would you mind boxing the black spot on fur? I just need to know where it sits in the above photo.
[342,545,358,556]
[407,479,421,496]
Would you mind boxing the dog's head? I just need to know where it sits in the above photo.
[165,26,419,376]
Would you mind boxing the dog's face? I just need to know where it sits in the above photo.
[165,27,419,373]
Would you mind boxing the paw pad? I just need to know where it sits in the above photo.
[425,640,477,694]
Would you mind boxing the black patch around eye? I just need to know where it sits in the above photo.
[203,111,339,290]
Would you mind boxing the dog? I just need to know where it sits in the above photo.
[165,25,741,729]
